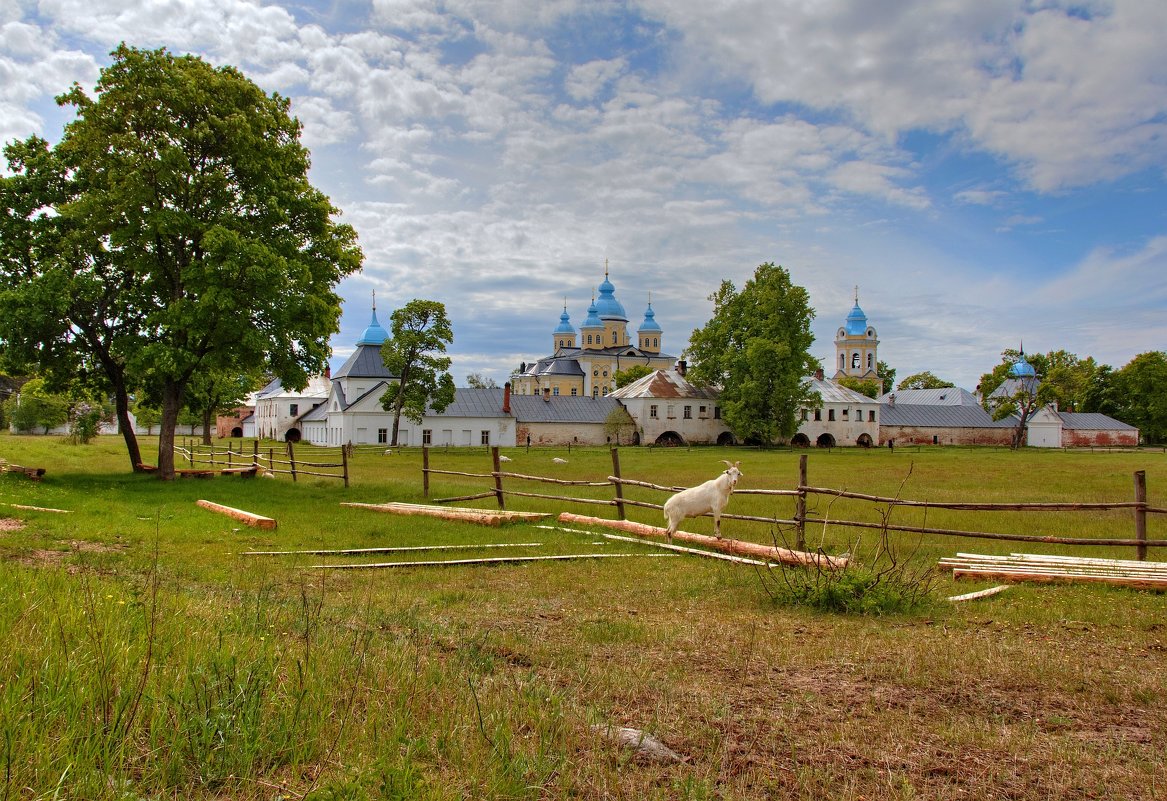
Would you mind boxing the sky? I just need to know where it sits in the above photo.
[3,0,1166,392]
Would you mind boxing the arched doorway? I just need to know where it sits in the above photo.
[816,433,836,448]
[791,433,811,448]
[231,426,243,438]
[716,431,737,446]
[284,428,302,443]
[856,433,873,448]
[655,431,685,447]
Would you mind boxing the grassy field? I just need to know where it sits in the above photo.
[1,434,1165,800]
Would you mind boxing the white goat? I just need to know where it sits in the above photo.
[552,457,568,464]
[662,461,742,540]
[499,454,512,462]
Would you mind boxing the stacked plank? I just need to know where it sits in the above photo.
[941,552,1167,592]
[341,502,551,526]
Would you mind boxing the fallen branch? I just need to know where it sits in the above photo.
[196,499,277,530]
[556,512,847,569]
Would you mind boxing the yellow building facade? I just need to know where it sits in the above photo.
[512,266,677,398]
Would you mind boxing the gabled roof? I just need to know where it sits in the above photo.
[879,387,980,406]
[298,401,329,422]
[509,395,623,424]
[610,369,718,400]
[880,403,1015,429]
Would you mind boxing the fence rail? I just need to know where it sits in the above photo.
[175,439,349,486]
[421,447,1165,560]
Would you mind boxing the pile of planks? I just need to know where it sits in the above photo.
[941,552,1167,592]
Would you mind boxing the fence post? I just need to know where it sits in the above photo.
[287,441,297,483]
[491,446,505,509]
[342,445,350,489]
[188,440,194,468]
[796,454,808,551]
[253,440,259,472]
[1135,470,1147,560]
[611,447,626,520]
[422,446,430,498]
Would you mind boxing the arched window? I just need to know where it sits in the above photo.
[839,354,845,369]
[851,352,860,369]
[586,334,592,344]
[867,353,873,369]
[612,331,618,344]
[654,337,658,348]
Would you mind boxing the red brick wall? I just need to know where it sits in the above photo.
[880,425,1014,446]
[1062,429,1139,447]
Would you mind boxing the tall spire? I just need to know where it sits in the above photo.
[854,285,859,304]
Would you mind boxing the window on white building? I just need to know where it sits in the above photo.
[422,429,432,445]
[683,406,692,419]
[290,403,299,416]
[377,428,388,443]
[650,405,658,418]
[481,430,490,445]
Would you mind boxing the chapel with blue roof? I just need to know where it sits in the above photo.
[511,262,678,398]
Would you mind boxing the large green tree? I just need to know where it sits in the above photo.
[0,45,361,478]
[685,263,818,444]
[897,371,955,391]
[380,299,456,446]
[1112,351,1167,444]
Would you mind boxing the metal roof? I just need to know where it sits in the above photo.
[1057,412,1137,431]
[509,395,623,424]
[426,388,508,417]
[807,376,879,405]
[880,403,1014,429]
[333,343,397,380]
[878,387,981,406]
[610,369,719,400]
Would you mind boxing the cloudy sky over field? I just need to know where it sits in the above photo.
[3,0,1165,390]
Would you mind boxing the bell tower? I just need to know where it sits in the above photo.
[833,287,879,380]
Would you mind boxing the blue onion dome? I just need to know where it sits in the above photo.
[553,303,576,335]
[357,304,388,346]
[1010,353,1036,378]
[638,301,662,332]
[582,296,603,328]
[594,271,628,321]
[844,299,868,336]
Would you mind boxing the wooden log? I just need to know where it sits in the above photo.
[4,503,72,514]
[556,512,847,569]
[196,499,277,530]
[242,542,542,556]
[6,464,46,481]
[220,466,258,477]
[947,585,1009,602]
[305,553,675,569]
[340,501,551,526]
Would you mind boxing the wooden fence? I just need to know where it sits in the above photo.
[175,439,349,486]
[422,448,1166,560]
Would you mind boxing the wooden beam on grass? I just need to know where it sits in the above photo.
[556,512,847,569]
[951,567,1167,592]
[242,542,542,556]
[196,499,277,530]
[947,585,1009,602]
[340,501,550,526]
[304,553,675,569]
[2,504,72,518]
[535,525,772,567]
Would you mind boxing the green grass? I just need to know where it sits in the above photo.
[1,434,1165,799]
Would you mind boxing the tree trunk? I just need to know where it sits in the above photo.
[202,408,213,445]
[111,377,144,472]
[157,381,184,480]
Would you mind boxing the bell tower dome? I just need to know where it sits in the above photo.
[833,286,879,380]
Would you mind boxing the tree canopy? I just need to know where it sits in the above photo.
[1112,351,1167,444]
[0,45,361,478]
[380,299,456,446]
[685,263,818,444]
[897,371,955,391]
[614,364,653,388]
